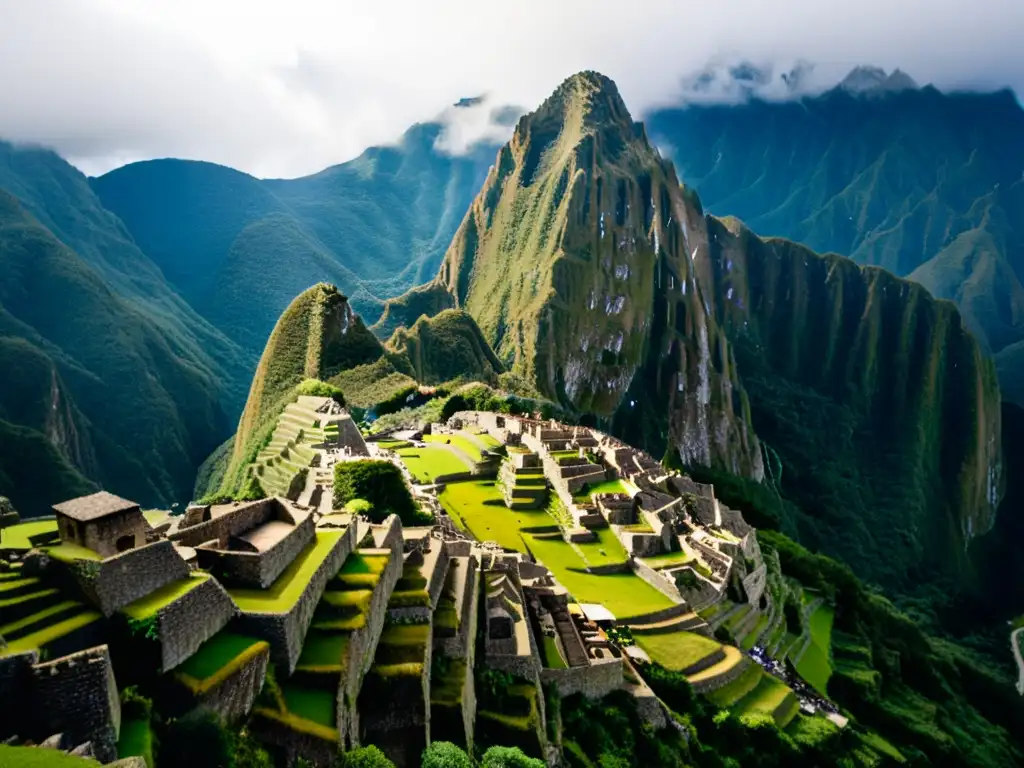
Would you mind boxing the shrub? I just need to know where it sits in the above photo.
[333,460,418,524]
[158,710,232,768]
[480,746,545,768]
[120,686,153,721]
[345,498,373,515]
[338,745,396,768]
[296,378,345,405]
[421,741,471,768]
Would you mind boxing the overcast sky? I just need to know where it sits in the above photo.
[2,0,1022,178]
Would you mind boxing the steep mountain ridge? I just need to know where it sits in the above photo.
[378,71,765,479]
[645,85,1024,401]
[380,71,1003,589]
[0,188,232,512]
[92,123,496,355]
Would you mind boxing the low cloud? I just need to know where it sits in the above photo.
[1,0,1021,177]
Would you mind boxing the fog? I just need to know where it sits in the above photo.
[1,0,1021,177]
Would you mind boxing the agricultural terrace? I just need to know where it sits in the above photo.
[795,603,835,696]
[731,672,799,727]
[439,479,665,616]
[571,478,633,501]
[0,519,58,550]
[175,632,268,693]
[395,445,472,483]
[229,531,344,613]
[634,628,724,671]
[424,432,489,461]
[122,573,210,620]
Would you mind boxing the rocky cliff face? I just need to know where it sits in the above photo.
[703,217,1003,581]
[379,71,1005,587]
[378,72,764,479]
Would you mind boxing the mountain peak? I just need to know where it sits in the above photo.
[839,65,919,95]
[530,70,633,131]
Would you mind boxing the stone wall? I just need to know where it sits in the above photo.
[624,530,662,557]
[68,540,190,616]
[742,564,768,606]
[198,514,315,588]
[192,642,269,724]
[156,576,237,672]
[629,559,686,606]
[689,656,753,694]
[337,534,404,749]
[169,499,275,548]
[0,651,37,740]
[59,510,149,560]
[31,645,121,763]
[237,525,356,674]
[539,657,623,699]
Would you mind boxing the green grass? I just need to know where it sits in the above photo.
[705,663,764,708]
[282,682,336,728]
[44,541,102,562]
[425,433,486,461]
[0,600,81,637]
[794,604,835,695]
[0,746,99,766]
[572,478,631,500]
[229,531,343,612]
[117,716,154,767]
[439,480,551,549]
[859,730,906,762]
[176,632,265,681]
[524,533,672,617]
[572,526,629,567]
[142,509,171,527]
[541,633,567,669]
[396,445,472,482]
[338,551,389,576]
[732,673,797,726]
[741,613,772,651]
[297,631,349,668]
[640,549,695,569]
[122,573,209,619]
[0,519,58,550]
[380,622,431,646]
[634,631,723,671]
[468,430,501,449]
[1,609,101,655]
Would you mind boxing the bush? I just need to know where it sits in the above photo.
[421,741,471,768]
[120,686,153,721]
[480,746,545,768]
[333,460,418,524]
[345,498,373,515]
[158,710,232,768]
[296,378,345,405]
[339,745,396,768]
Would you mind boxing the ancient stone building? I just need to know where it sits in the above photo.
[53,492,148,558]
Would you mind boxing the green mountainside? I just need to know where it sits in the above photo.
[209,284,500,497]
[645,85,1024,403]
[92,123,495,354]
[704,217,1002,590]
[0,186,234,513]
[377,71,764,479]
[380,72,1003,592]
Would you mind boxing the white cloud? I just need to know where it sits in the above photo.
[1,0,1021,178]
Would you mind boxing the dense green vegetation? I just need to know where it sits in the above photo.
[388,310,503,386]
[332,460,426,525]
[0,154,246,513]
[647,85,1024,404]
[705,221,1002,595]
[760,530,1024,766]
[92,124,495,352]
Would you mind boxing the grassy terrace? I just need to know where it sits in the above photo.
[571,478,632,501]
[740,612,772,651]
[44,541,102,562]
[373,622,430,676]
[641,549,696,570]
[732,673,799,727]
[467,428,501,450]
[117,715,154,767]
[282,683,336,728]
[229,531,343,613]
[540,633,567,669]
[0,746,101,766]
[396,445,472,483]
[425,432,488,462]
[635,630,724,671]
[794,603,835,695]
[175,632,268,692]
[440,480,551,550]
[706,663,764,708]
[122,572,209,620]
[572,526,629,568]
[0,519,58,550]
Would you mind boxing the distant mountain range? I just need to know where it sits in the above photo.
[645,76,1024,403]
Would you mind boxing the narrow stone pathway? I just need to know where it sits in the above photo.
[1012,627,1024,696]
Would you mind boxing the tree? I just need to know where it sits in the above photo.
[158,711,232,768]
[333,460,420,524]
[422,741,472,768]
[480,746,545,768]
[339,745,396,768]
